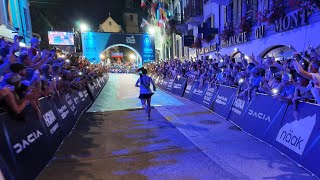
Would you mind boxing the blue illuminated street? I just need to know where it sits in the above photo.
[39,74,315,179]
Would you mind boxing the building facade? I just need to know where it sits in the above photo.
[99,14,123,33]
[171,0,320,61]
[0,0,33,45]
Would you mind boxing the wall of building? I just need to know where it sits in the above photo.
[0,0,32,45]
[99,17,122,33]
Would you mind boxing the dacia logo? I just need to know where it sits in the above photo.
[13,130,43,154]
[248,110,271,122]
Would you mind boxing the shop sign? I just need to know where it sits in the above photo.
[275,9,312,32]
[221,32,248,48]
[196,43,218,54]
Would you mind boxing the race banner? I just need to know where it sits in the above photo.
[201,83,219,109]
[191,82,208,104]
[183,81,197,100]
[211,86,237,118]
[172,77,187,96]
[272,103,320,177]
[166,78,175,92]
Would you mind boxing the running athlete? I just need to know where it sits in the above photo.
[135,67,156,120]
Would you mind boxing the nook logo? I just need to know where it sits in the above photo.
[276,114,316,155]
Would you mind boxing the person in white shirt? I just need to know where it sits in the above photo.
[135,67,156,120]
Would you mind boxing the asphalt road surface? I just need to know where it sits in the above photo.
[39,73,316,180]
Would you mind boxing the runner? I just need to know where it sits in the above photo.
[135,67,156,120]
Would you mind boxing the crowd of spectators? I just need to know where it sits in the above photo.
[0,36,107,118]
[148,46,320,118]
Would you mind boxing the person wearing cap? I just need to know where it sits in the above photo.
[28,37,40,60]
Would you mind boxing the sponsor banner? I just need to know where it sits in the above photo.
[272,103,320,177]
[0,106,56,179]
[172,78,187,96]
[166,78,175,92]
[239,94,287,143]
[191,82,208,104]
[86,82,97,100]
[157,77,166,90]
[201,83,219,109]
[52,94,76,134]
[211,86,237,118]
[39,98,66,145]
[162,78,169,91]
[228,95,250,125]
[183,81,197,100]
[73,90,92,114]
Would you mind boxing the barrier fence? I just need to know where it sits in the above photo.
[0,74,109,180]
[152,74,320,178]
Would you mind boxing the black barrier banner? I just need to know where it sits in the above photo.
[183,81,196,100]
[191,82,208,104]
[75,90,92,113]
[40,98,66,143]
[52,94,76,134]
[272,103,320,177]
[201,83,219,109]
[211,86,237,118]
[238,94,287,143]
[157,78,165,90]
[162,78,169,91]
[166,78,175,92]
[228,95,250,124]
[87,83,96,100]
[64,93,78,117]
[172,78,187,97]
[1,107,56,180]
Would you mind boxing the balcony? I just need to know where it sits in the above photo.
[184,0,204,26]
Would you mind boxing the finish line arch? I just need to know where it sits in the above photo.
[81,32,155,65]
[103,44,143,67]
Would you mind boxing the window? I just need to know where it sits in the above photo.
[109,21,112,26]
[129,15,133,22]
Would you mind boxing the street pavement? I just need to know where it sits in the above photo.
[39,73,316,180]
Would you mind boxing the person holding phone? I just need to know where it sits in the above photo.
[135,67,156,120]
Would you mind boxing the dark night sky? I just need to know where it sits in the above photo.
[30,0,131,30]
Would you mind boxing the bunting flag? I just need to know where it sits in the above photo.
[141,0,146,8]
[140,18,149,28]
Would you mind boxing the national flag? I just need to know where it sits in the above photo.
[140,18,149,28]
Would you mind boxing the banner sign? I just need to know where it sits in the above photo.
[191,82,208,104]
[172,78,187,96]
[238,94,287,143]
[201,83,219,109]
[52,94,76,134]
[228,95,249,125]
[166,78,175,92]
[272,103,320,177]
[0,76,108,180]
[82,32,155,64]
[162,78,169,91]
[183,81,197,100]
[1,107,58,179]
[211,86,236,118]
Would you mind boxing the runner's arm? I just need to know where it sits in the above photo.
[135,79,140,87]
